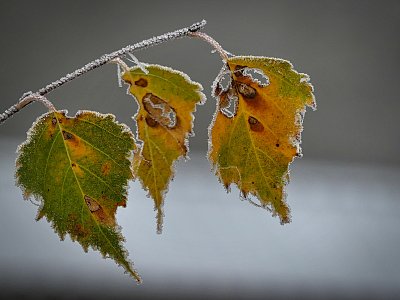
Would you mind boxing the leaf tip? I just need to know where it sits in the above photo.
[156,207,164,235]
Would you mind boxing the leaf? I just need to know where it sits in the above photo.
[122,64,205,233]
[16,110,141,282]
[209,56,316,223]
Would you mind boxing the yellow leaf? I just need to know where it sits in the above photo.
[209,56,316,223]
[122,65,205,233]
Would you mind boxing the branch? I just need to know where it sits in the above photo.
[0,20,207,125]
[189,31,229,61]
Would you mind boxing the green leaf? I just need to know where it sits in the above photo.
[122,64,205,233]
[16,110,141,282]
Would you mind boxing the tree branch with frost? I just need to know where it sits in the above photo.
[0,20,206,125]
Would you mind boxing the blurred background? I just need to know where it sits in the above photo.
[0,0,399,299]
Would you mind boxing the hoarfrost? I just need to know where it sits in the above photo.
[126,52,148,74]
[211,65,239,118]
[117,64,122,87]
[142,93,177,128]
[220,88,239,118]
[243,67,269,87]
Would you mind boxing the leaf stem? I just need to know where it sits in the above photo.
[0,20,207,125]
[110,58,130,74]
[189,31,229,61]
[5,92,57,117]
[19,93,57,112]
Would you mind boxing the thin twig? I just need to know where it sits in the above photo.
[109,58,130,88]
[0,20,207,125]
[110,58,130,74]
[18,93,57,112]
[189,31,229,61]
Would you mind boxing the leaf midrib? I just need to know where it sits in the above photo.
[225,113,276,192]
[54,113,139,280]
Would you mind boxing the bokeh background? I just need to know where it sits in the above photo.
[0,1,399,299]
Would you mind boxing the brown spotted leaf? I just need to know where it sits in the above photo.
[16,110,141,282]
[209,56,316,223]
[122,64,205,233]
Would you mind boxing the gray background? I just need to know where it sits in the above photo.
[0,0,399,163]
[0,1,399,299]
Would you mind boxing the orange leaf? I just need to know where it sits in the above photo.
[209,56,316,223]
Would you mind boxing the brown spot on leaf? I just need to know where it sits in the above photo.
[84,195,115,226]
[248,116,264,132]
[101,162,111,175]
[218,91,230,109]
[145,116,158,127]
[143,93,165,108]
[62,130,73,140]
[64,135,87,158]
[36,209,45,221]
[134,78,148,87]
[71,162,84,177]
[213,83,222,97]
[142,93,176,128]
[116,198,127,208]
[93,208,115,226]
[73,223,89,238]
[84,195,100,212]
[46,117,58,139]
[234,65,246,77]
[237,82,256,98]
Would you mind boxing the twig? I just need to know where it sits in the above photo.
[18,93,56,112]
[0,20,207,125]
[109,58,130,74]
[189,31,229,61]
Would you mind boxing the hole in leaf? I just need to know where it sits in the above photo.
[142,93,177,128]
[243,68,270,87]
[219,88,238,118]
[212,65,231,97]
[218,73,232,92]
